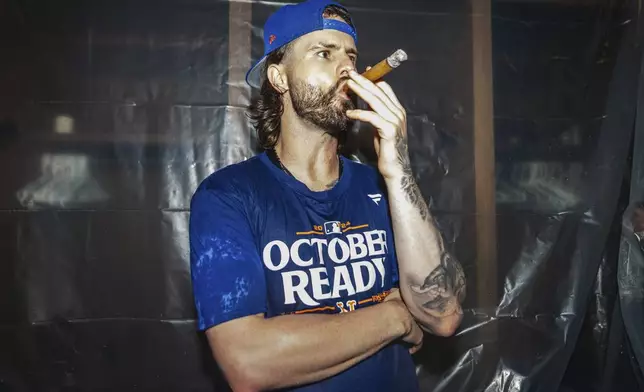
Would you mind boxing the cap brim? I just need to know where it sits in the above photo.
[245,56,267,89]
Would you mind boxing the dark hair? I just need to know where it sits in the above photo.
[248,5,355,150]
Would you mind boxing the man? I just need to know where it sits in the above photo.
[189,1,466,391]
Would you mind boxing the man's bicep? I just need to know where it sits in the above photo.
[205,312,265,357]
[189,187,267,331]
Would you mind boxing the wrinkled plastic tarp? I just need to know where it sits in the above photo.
[618,28,644,387]
[0,0,643,391]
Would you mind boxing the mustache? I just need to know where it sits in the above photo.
[333,77,351,94]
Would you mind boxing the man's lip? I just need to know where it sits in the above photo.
[339,84,350,99]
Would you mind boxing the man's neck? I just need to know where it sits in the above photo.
[273,113,341,192]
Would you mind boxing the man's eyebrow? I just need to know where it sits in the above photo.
[309,42,359,56]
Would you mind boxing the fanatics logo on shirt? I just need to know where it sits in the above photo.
[368,194,382,205]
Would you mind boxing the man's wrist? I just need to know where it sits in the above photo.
[383,300,411,339]
[381,172,407,187]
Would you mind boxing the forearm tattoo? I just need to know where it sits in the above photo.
[396,129,466,316]
[395,131,430,222]
[410,252,466,316]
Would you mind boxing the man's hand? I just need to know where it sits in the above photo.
[385,288,424,354]
[345,69,410,181]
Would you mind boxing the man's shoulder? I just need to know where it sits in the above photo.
[192,155,265,201]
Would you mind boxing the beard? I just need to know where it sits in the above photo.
[290,78,356,136]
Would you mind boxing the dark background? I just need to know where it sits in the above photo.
[1,0,643,390]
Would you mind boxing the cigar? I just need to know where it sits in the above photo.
[361,49,408,81]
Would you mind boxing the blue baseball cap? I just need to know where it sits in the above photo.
[245,0,358,89]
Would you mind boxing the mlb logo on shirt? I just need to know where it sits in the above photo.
[324,221,342,235]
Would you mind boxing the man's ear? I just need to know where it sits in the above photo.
[267,64,288,94]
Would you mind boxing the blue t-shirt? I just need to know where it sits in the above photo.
[189,152,418,392]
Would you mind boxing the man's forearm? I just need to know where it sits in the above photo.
[343,66,465,335]
[384,157,466,335]
[209,300,409,391]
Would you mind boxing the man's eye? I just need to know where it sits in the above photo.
[317,51,330,59]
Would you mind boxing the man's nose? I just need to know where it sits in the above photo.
[338,56,356,78]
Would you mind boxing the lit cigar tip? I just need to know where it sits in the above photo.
[393,49,408,62]
[387,49,408,68]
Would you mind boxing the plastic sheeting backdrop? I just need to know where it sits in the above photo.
[1,0,643,391]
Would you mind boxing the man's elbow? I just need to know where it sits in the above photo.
[429,312,462,337]
[225,366,274,392]
[218,351,274,392]
[416,308,463,337]
[225,372,261,392]
[221,365,259,392]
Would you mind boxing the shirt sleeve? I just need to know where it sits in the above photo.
[189,185,267,331]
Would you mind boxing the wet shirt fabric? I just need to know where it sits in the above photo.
[189,152,419,392]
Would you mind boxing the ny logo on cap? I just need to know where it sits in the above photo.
[269,34,277,45]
